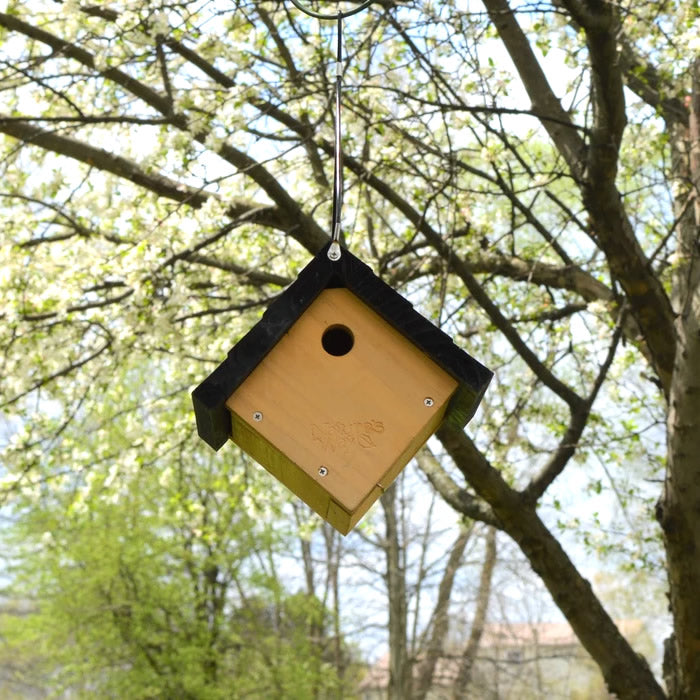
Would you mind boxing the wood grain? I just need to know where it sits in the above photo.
[226,289,457,532]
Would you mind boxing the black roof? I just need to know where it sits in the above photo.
[192,243,492,450]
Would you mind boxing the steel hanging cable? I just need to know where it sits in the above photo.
[288,1,373,260]
[328,12,343,261]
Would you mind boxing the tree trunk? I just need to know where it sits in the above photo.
[381,483,412,700]
[452,526,497,699]
[413,523,473,700]
[658,57,700,699]
[323,523,346,696]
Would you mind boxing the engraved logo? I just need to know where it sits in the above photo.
[311,420,384,452]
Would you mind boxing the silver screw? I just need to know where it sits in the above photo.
[318,466,328,477]
[424,397,434,407]
[253,411,263,422]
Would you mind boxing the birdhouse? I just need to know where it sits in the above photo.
[192,244,492,534]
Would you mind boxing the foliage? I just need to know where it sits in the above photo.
[1,365,347,698]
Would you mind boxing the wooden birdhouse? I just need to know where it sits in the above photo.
[192,244,492,534]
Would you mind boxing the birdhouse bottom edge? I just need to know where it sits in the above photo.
[229,401,450,535]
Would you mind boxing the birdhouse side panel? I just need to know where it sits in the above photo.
[377,399,451,491]
[230,412,332,520]
[327,486,383,535]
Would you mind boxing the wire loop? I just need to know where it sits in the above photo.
[287,0,373,20]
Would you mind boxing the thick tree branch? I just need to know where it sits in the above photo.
[0,118,203,205]
[477,2,675,395]
[396,252,613,302]
[0,115,171,125]
[436,423,666,700]
[560,1,677,396]
[0,118,290,231]
[562,0,627,151]
[256,6,299,82]
[0,11,167,113]
[618,40,688,128]
[155,35,174,116]
[551,2,687,129]
[659,56,700,697]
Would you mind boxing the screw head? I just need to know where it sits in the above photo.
[424,397,434,407]
[253,411,263,422]
[318,466,328,477]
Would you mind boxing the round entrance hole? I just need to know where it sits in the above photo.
[322,324,354,356]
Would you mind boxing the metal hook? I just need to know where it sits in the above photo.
[287,0,373,21]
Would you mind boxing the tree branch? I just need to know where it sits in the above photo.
[559,1,676,396]
[256,6,299,82]
[415,448,498,526]
[480,0,587,181]
[1,340,110,409]
[618,39,688,128]
[337,146,585,409]
[184,254,291,287]
[0,115,171,125]
[476,1,675,395]
[0,117,203,205]
[523,309,625,502]
[386,121,577,266]
[394,252,614,302]
[0,11,329,253]
[0,118,289,231]
[0,191,134,245]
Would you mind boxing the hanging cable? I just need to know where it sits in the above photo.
[327,12,343,261]
[288,2,373,260]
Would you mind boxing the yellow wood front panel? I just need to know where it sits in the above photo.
[227,288,458,528]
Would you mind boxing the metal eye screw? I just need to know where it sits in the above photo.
[424,397,434,407]
[327,240,341,261]
[253,411,263,422]
[318,466,328,477]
